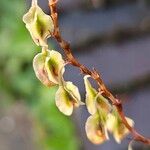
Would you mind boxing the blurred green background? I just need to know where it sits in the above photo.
[0,0,80,150]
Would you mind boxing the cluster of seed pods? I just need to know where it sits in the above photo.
[23,0,134,146]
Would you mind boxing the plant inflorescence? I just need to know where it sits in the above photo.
[22,0,150,148]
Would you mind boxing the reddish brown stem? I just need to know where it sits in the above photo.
[49,0,150,145]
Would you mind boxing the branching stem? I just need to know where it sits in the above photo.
[49,0,150,144]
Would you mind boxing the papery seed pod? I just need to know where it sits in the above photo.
[84,75,98,115]
[85,113,109,144]
[106,110,134,143]
[23,0,54,47]
[84,75,111,115]
[45,50,65,84]
[33,50,54,86]
[55,81,84,116]
[33,49,65,86]
[95,93,111,114]
[128,141,133,150]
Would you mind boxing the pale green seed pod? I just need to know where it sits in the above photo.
[84,75,110,115]
[55,81,84,116]
[33,49,65,87]
[23,0,54,47]
[85,113,109,144]
[45,50,65,84]
[128,141,134,150]
[84,75,98,115]
[106,110,134,144]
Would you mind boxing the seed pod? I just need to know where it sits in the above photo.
[85,113,109,144]
[106,110,134,143]
[84,75,110,115]
[33,49,65,86]
[55,81,84,116]
[84,75,98,115]
[45,50,65,84]
[23,0,54,47]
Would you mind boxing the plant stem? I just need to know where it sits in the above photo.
[49,0,150,145]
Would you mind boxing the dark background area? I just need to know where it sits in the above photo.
[0,0,150,150]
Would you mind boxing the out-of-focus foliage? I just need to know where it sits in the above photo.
[0,0,79,150]
[33,87,79,150]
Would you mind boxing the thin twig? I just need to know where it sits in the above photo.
[49,0,150,144]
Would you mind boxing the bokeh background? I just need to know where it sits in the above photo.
[0,0,150,150]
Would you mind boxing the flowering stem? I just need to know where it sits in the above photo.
[49,0,150,145]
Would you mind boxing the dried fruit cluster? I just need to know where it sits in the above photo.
[22,0,150,148]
